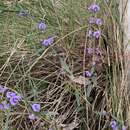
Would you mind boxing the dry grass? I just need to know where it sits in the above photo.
[0,0,129,130]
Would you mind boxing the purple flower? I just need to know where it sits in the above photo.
[0,104,4,110]
[0,85,7,93]
[6,91,21,106]
[9,95,21,106]
[88,17,96,24]
[110,120,118,130]
[6,92,17,99]
[93,30,101,38]
[28,113,38,120]
[85,71,92,77]
[87,47,94,54]
[41,37,54,46]
[38,22,46,31]
[95,18,103,25]
[122,125,128,130]
[88,4,100,13]
[31,103,41,112]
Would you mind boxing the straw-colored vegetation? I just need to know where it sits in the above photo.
[0,0,129,130]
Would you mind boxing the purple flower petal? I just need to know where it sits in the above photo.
[110,120,118,130]
[85,71,92,77]
[41,37,54,47]
[9,95,21,106]
[95,18,103,25]
[6,91,17,99]
[38,22,46,31]
[31,103,41,112]
[93,30,101,39]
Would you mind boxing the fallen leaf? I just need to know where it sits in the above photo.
[72,76,91,85]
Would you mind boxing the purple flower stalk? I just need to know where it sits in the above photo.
[85,71,92,77]
[110,120,118,130]
[95,18,103,25]
[38,22,46,31]
[88,4,100,13]
[31,103,41,112]
[93,30,101,39]
[0,85,7,93]
[41,37,54,46]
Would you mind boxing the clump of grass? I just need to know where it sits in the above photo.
[0,0,129,130]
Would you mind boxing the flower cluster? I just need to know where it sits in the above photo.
[37,22,54,47]
[28,103,41,120]
[0,85,22,110]
[87,3,102,39]
[41,37,54,47]
[84,3,103,77]
[0,84,41,121]
[6,91,21,106]
[88,30,101,39]
[18,11,55,47]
